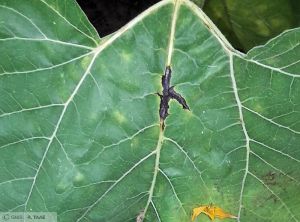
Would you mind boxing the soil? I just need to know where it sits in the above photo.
[77,0,160,37]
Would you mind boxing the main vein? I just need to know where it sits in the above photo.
[143,123,165,216]
[143,0,181,218]
[166,0,180,66]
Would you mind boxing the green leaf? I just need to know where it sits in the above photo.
[202,0,300,51]
[0,0,299,222]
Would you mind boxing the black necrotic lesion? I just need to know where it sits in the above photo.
[158,66,190,127]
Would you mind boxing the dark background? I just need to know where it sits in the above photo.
[77,0,160,36]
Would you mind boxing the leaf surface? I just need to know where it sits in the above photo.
[0,0,299,222]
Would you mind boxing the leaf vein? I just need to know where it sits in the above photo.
[0,5,46,38]
[0,52,93,76]
[0,37,94,50]
[39,0,98,45]
[0,104,63,119]
[243,106,300,135]
[159,168,188,216]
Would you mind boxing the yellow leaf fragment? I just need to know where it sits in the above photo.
[192,204,237,221]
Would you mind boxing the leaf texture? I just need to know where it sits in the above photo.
[0,0,299,222]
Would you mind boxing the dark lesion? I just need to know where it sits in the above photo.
[157,66,190,129]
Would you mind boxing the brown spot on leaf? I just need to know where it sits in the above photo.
[262,171,277,186]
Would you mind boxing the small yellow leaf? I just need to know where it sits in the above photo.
[191,204,237,221]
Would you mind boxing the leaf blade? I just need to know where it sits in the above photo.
[0,1,299,222]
